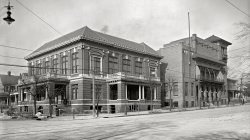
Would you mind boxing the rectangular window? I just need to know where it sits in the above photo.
[52,58,58,74]
[108,56,118,74]
[24,106,28,112]
[135,61,142,75]
[72,52,78,73]
[37,62,42,75]
[44,61,50,73]
[91,56,101,75]
[110,84,118,100]
[150,67,156,77]
[185,101,189,107]
[173,82,178,96]
[173,101,178,107]
[191,101,195,107]
[72,84,78,100]
[191,83,194,96]
[185,82,188,96]
[62,55,68,75]
[122,59,131,73]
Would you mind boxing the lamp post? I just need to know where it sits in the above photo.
[3,1,15,25]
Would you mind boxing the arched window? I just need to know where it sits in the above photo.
[195,65,200,80]
[216,71,223,82]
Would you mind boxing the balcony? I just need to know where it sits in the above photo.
[107,72,160,82]
[221,54,227,63]
[192,53,226,66]
[196,75,224,83]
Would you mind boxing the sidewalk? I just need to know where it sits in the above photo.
[19,103,250,121]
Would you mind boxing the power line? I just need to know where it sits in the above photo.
[15,0,62,35]
[0,62,195,79]
[228,46,249,52]
[224,0,250,18]
[0,44,34,51]
[0,54,25,60]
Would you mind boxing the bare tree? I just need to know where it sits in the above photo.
[95,84,102,117]
[21,75,43,116]
[235,22,250,41]
[165,75,177,111]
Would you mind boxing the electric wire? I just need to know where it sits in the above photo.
[0,44,34,51]
[224,0,250,18]
[15,0,62,35]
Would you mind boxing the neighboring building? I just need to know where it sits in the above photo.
[158,34,231,108]
[227,78,238,103]
[227,78,238,98]
[0,71,20,110]
[18,26,162,115]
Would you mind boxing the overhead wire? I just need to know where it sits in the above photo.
[15,0,62,35]
[224,0,250,18]
[0,44,34,51]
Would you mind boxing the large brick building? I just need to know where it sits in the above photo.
[18,26,162,115]
[158,34,231,108]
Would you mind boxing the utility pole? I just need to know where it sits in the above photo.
[92,70,95,118]
[188,12,191,109]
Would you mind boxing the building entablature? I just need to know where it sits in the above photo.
[106,72,160,83]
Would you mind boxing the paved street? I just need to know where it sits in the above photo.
[0,105,250,140]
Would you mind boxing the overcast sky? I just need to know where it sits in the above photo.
[0,0,249,78]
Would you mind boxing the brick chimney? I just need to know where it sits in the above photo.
[8,71,11,76]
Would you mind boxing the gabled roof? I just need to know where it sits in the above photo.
[26,26,161,60]
[205,35,232,45]
[0,74,19,86]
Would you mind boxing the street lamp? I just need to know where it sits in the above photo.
[3,1,15,25]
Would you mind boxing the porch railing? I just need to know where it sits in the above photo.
[107,72,160,81]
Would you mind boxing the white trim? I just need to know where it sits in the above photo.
[139,85,141,99]
[142,86,145,99]
[125,84,127,99]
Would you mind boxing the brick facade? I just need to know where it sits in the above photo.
[158,34,231,109]
[18,26,162,115]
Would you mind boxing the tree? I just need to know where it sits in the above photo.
[165,74,177,111]
[95,84,102,117]
[20,75,41,116]
[236,22,250,41]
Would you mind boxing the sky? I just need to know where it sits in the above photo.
[0,0,249,78]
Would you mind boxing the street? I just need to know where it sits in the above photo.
[0,105,250,140]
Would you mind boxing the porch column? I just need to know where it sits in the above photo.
[20,88,23,101]
[142,86,145,99]
[154,87,157,100]
[14,95,17,103]
[125,84,127,100]
[45,87,48,99]
[139,85,141,100]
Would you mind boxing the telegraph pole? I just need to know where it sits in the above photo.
[92,70,95,118]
